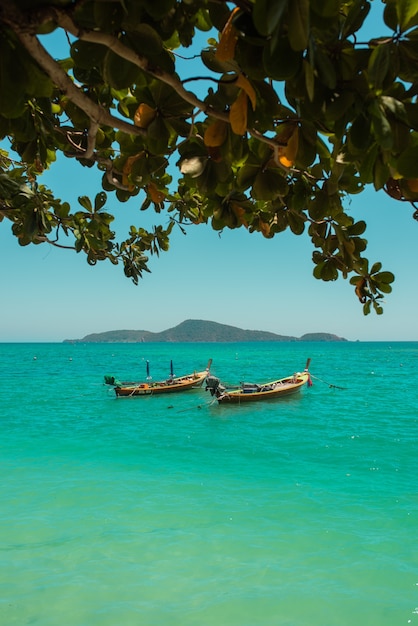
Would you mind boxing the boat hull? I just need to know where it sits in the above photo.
[114,371,208,397]
[216,372,310,404]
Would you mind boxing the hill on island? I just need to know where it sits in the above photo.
[64,320,347,343]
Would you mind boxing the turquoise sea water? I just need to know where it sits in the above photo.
[1,341,418,626]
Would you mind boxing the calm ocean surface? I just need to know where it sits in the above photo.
[1,341,418,626]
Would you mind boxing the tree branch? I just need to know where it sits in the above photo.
[20,30,145,137]
[1,1,289,157]
[0,1,146,140]
[52,9,288,154]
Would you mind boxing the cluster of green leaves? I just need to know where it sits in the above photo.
[2,0,418,312]
[0,151,170,282]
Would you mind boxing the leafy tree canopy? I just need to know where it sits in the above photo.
[1,0,417,314]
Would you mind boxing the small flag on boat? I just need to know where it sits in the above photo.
[307,374,313,387]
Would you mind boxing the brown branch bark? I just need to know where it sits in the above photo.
[19,30,145,137]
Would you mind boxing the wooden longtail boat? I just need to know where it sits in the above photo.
[205,359,312,405]
[114,360,212,397]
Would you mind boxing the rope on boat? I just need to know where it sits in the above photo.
[310,374,347,390]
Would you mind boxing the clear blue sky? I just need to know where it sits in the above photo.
[1,2,416,343]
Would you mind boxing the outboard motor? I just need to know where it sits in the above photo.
[205,376,226,397]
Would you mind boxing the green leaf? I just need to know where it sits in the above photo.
[297,121,317,168]
[0,37,28,118]
[369,100,393,149]
[235,40,266,80]
[400,39,418,62]
[304,61,315,102]
[142,0,175,21]
[263,35,302,80]
[78,195,93,212]
[377,282,393,294]
[363,301,371,315]
[287,211,306,235]
[370,261,383,274]
[380,96,408,122]
[94,192,107,212]
[320,258,338,281]
[398,41,418,81]
[288,0,310,51]
[195,160,219,194]
[308,191,329,221]
[310,0,340,18]
[149,80,193,117]
[396,145,418,177]
[375,270,395,283]
[128,24,164,56]
[200,48,240,74]
[236,163,259,190]
[93,1,124,32]
[342,0,371,38]
[314,48,337,90]
[195,8,213,32]
[251,169,288,201]
[397,0,418,32]
[145,116,170,155]
[358,143,379,184]
[252,0,287,37]
[373,156,390,191]
[349,221,367,236]
[70,40,107,69]
[368,43,391,89]
[349,114,371,151]
[103,50,140,89]
[313,260,325,280]
[383,1,398,30]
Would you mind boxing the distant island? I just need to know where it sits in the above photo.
[64,319,347,343]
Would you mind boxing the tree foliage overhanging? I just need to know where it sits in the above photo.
[1,0,418,314]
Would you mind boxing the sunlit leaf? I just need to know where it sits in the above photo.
[230,89,248,135]
[215,8,239,61]
[406,178,418,191]
[134,103,157,128]
[204,120,228,147]
[397,0,418,32]
[147,182,165,203]
[278,126,299,167]
[122,154,144,190]
[235,74,256,110]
